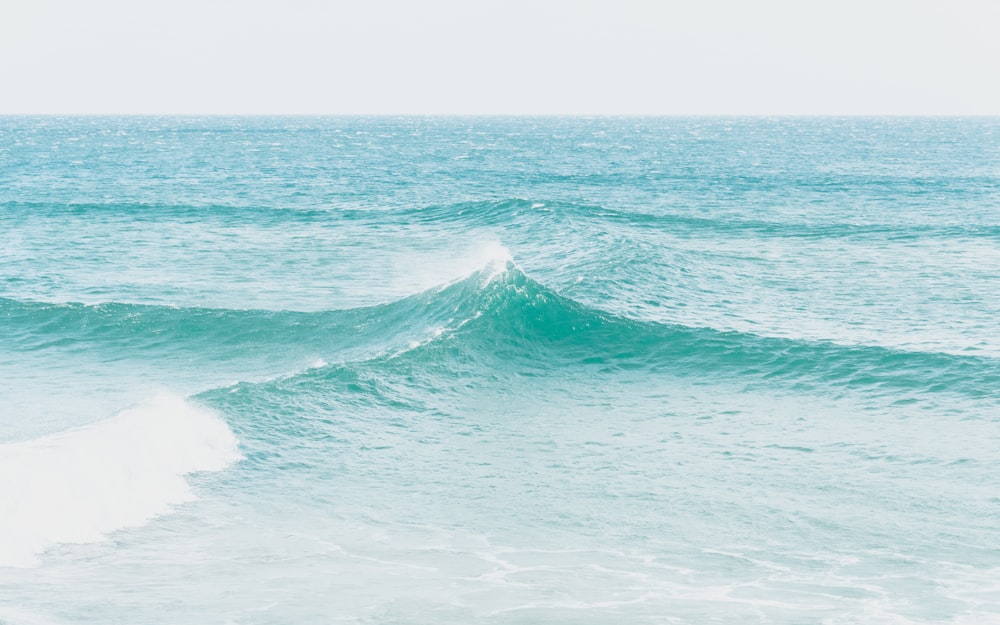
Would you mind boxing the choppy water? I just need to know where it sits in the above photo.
[1,116,999,624]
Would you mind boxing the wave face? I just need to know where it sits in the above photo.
[2,117,1000,625]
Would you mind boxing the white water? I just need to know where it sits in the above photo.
[0,394,240,568]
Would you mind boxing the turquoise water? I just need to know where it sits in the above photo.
[1,117,999,624]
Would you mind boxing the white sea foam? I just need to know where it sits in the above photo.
[0,394,240,568]
[479,242,515,281]
[463,241,514,283]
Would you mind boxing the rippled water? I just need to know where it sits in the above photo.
[1,116,999,624]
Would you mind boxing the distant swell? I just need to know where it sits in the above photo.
[397,199,1000,239]
[8,198,997,239]
[0,394,240,568]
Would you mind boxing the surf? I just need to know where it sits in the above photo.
[0,394,240,568]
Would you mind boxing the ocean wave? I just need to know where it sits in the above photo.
[371,198,1000,243]
[7,198,999,242]
[0,394,240,568]
[4,254,999,401]
[177,261,1000,403]
[396,264,999,398]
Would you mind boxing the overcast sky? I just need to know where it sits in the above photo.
[2,0,999,115]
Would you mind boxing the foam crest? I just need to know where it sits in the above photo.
[474,241,514,276]
[0,394,240,568]
[465,242,516,286]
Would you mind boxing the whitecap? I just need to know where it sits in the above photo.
[0,394,240,568]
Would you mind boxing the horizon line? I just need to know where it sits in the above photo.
[3,113,1000,118]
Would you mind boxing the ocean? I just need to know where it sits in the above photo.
[1,116,998,624]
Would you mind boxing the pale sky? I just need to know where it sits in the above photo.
[2,0,999,115]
